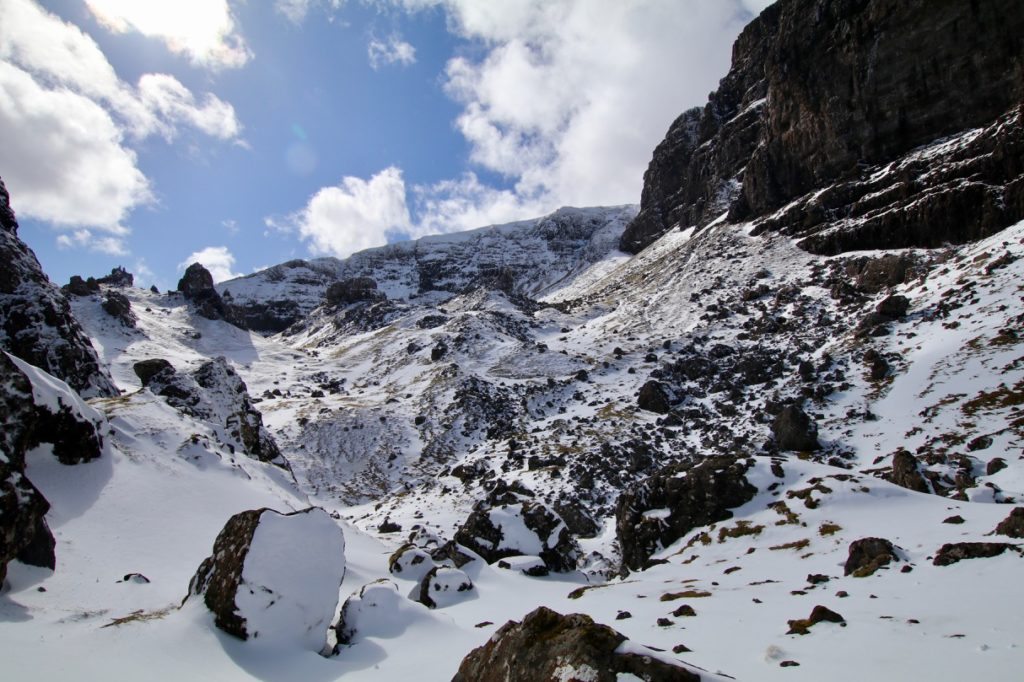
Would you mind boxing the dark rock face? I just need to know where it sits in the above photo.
[621,0,1024,254]
[133,358,174,386]
[0,177,116,397]
[452,606,699,682]
[994,507,1024,538]
[933,542,1021,566]
[0,351,106,582]
[96,267,133,287]
[325,277,383,306]
[889,450,930,493]
[772,405,820,451]
[637,380,672,414]
[453,501,580,572]
[844,537,897,576]
[101,291,135,328]
[177,263,244,327]
[615,456,757,572]
[63,275,97,297]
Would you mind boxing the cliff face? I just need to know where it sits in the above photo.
[0,178,117,398]
[621,0,1024,254]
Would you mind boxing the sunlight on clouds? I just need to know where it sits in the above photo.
[178,246,242,283]
[85,0,251,70]
[56,229,129,256]
[368,34,417,70]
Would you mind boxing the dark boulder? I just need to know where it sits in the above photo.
[994,507,1024,538]
[786,605,845,635]
[844,537,897,577]
[0,177,116,397]
[177,263,243,327]
[325,277,383,306]
[616,456,757,572]
[63,275,96,297]
[772,405,820,451]
[637,380,672,414]
[854,255,915,293]
[414,566,474,609]
[933,542,1020,566]
[875,295,910,319]
[889,450,930,493]
[133,358,174,386]
[101,291,135,327]
[452,607,700,682]
[96,266,133,287]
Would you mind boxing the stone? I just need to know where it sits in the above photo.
[96,266,134,287]
[324,277,383,306]
[133,359,174,386]
[451,607,700,682]
[177,263,243,327]
[616,456,756,572]
[637,380,672,414]
[875,295,910,319]
[63,275,94,297]
[787,605,845,635]
[453,501,580,573]
[844,537,897,577]
[186,507,345,650]
[414,566,474,609]
[102,291,135,327]
[933,542,1020,566]
[889,450,930,493]
[993,508,1024,539]
[772,405,820,451]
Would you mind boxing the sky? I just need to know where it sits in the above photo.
[0,0,774,289]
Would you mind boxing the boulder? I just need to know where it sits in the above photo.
[786,605,845,635]
[0,177,116,397]
[177,263,243,327]
[63,275,95,297]
[187,507,345,650]
[332,580,427,652]
[387,543,436,583]
[452,606,700,682]
[637,380,672,414]
[889,450,930,493]
[772,405,820,451]
[101,291,135,327]
[844,537,897,577]
[993,507,1024,538]
[453,501,580,573]
[96,266,133,287]
[133,358,174,386]
[875,295,910,319]
[414,566,474,609]
[615,456,756,572]
[933,542,1021,566]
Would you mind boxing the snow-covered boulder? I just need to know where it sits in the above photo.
[414,566,473,609]
[453,501,580,572]
[0,351,108,582]
[452,606,702,682]
[187,506,345,651]
[332,579,433,652]
[387,543,437,583]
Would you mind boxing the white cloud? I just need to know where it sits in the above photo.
[178,246,242,283]
[55,229,128,256]
[275,167,412,258]
[0,0,243,243]
[84,0,251,71]
[276,0,345,25]
[368,34,417,70]
[411,172,543,238]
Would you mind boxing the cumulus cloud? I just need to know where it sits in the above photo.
[84,0,251,70]
[276,0,345,25]
[275,167,412,258]
[368,34,417,70]
[0,0,243,249]
[178,246,242,283]
[56,229,129,256]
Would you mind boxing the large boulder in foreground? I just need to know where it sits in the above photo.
[187,507,345,651]
[616,456,756,572]
[452,606,701,682]
[0,177,116,397]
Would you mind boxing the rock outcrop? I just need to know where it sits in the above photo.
[177,263,245,328]
[844,537,898,576]
[453,501,580,573]
[325,277,384,306]
[616,456,757,572]
[0,177,116,397]
[187,507,345,650]
[621,0,1024,255]
[452,606,701,682]
[0,351,107,583]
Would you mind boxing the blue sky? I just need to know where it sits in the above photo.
[1,0,770,289]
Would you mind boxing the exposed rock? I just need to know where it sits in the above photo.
[637,380,672,414]
[854,254,915,293]
[616,456,756,572]
[0,461,52,584]
[453,501,580,572]
[772,404,820,451]
[96,266,133,287]
[63,275,97,297]
[875,295,910,319]
[622,1,1024,254]
[889,450,930,493]
[933,542,1020,566]
[186,507,345,649]
[0,177,116,397]
[993,507,1024,538]
[325,277,383,306]
[332,580,421,651]
[177,263,243,327]
[786,605,845,635]
[844,537,898,577]
[101,291,135,327]
[414,566,474,609]
[133,358,174,386]
[986,457,1007,475]
[387,543,436,582]
[452,606,700,682]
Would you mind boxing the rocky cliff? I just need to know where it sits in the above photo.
[0,178,117,397]
[621,0,1024,254]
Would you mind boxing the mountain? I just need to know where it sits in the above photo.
[3,1,1024,681]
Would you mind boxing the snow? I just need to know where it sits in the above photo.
[235,507,346,651]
